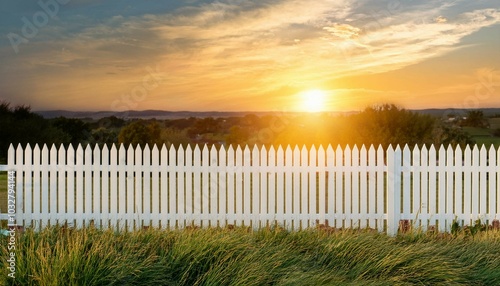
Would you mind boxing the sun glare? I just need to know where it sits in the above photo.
[301,89,326,112]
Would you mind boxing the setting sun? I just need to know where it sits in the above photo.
[302,90,327,112]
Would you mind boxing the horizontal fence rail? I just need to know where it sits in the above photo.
[2,143,500,235]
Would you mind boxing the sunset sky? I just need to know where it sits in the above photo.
[1,0,499,112]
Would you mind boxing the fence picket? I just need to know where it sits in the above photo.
[376,145,384,231]
[219,146,227,226]
[454,146,463,225]
[479,146,487,217]
[317,146,326,225]
[102,145,109,228]
[109,145,118,229]
[151,145,160,228]
[489,146,497,222]
[293,146,300,230]
[285,146,293,229]
[472,146,480,222]
[135,146,143,228]
[177,145,185,227]
[169,145,178,227]
[428,145,437,228]
[438,145,446,232]
[93,145,101,227]
[259,146,268,228]
[23,144,33,227]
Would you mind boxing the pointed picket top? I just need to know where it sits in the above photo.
[152,144,159,162]
[310,144,317,154]
[101,143,109,154]
[101,144,109,164]
[326,144,334,166]
[25,143,33,164]
[93,143,101,158]
[169,144,177,160]
[41,144,49,165]
[48,144,57,165]
[310,145,317,165]
[183,144,192,167]
[362,145,371,166]
[335,144,343,153]
[219,144,227,164]
[76,143,83,154]
[488,145,496,166]
[436,144,444,153]
[353,144,360,153]
[276,145,283,154]
[15,143,24,165]
[236,144,242,153]
[314,144,323,154]
[334,145,343,167]
[167,144,175,154]
[438,145,446,165]
[472,144,479,153]
[200,144,208,154]
[210,144,219,166]
[345,144,352,153]
[479,144,487,166]
[143,144,151,154]
[193,144,201,165]
[161,144,169,165]
[472,145,480,166]
[135,145,143,166]
[57,144,66,165]
[402,144,409,153]
[243,144,251,154]
[227,144,235,154]
[126,144,135,165]
[326,144,333,152]
[445,145,454,166]
[428,144,436,153]
[371,144,380,165]
[292,145,300,166]
[8,144,16,166]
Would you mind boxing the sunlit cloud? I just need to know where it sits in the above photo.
[0,0,499,111]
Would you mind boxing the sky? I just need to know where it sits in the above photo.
[0,0,499,113]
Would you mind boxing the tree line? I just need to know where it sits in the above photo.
[1,101,487,163]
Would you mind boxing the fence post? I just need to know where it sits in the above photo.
[387,145,402,236]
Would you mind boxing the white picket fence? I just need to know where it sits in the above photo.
[1,143,499,235]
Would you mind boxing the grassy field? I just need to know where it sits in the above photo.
[1,226,500,285]
[489,118,500,130]
[462,126,500,149]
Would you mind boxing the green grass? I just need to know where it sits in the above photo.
[1,226,500,285]
[462,127,500,149]
[489,118,500,130]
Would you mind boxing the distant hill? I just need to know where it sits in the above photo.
[413,108,500,117]
[35,110,271,120]
[35,108,500,120]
